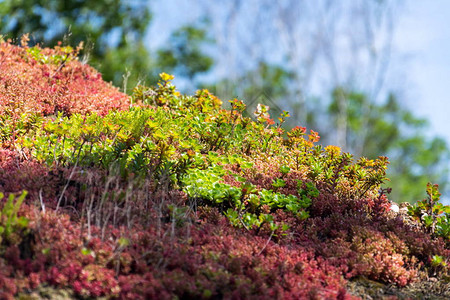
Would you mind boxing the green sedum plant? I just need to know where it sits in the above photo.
[408,183,450,240]
[182,160,313,230]
[19,73,391,230]
[0,190,29,245]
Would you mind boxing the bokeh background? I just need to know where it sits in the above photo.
[1,0,449,204]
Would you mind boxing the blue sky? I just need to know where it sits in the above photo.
[395,1,450,143]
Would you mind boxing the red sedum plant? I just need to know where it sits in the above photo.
[0,35,129,149]
[0,38,449,299]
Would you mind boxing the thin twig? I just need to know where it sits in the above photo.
[38,188,46,214]
[257,230,274,256]
[56,140,85,212]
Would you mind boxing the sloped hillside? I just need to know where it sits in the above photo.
[0,39,449,299]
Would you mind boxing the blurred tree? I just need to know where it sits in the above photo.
[157,22,214,83]
[328,88,450,203]
[197,0,400,147]
[207,62,294,118]
[0,0,151,91]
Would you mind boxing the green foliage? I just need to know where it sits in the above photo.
[328,89,450,203]
[101,42,153,92]
[19,74,390,230]
[182,150,318,229]
[0,112,43,148]
[207,62,295,121]
[211,62,449,205]
[0,191,29,245]
[408,183,450,240]
[182,164,310,230]
[23,108,195,184]
[271,178,286,190]
[157,22,214,80]
[431,255,447,269]
[26,44,77,65]
[0,0,151,89]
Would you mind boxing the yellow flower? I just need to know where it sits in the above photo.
[160,72,174,81]
[325,145,341,156]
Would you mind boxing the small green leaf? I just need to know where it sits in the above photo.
[280,165,290,175]
[272,178,286,189]
[118,237,130,248]
[81,247,95,257]
[16,217,29,228]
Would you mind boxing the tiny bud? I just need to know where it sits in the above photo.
[390,203,399,213]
